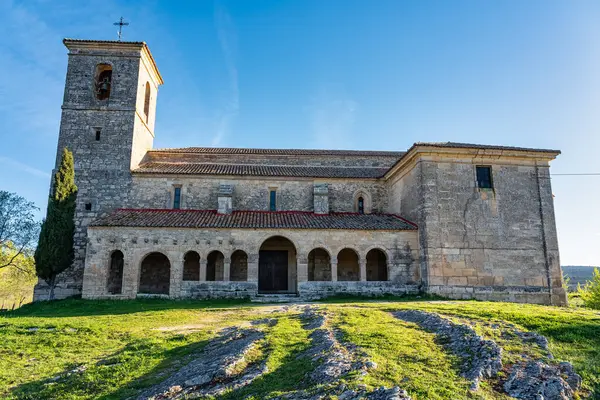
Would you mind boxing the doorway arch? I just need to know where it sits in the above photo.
[258,236,297,293]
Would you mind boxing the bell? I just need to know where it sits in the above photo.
[98,81,110,92]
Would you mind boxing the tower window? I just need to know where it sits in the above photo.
[173,187,181,209]
[358,197,364,214]
[143,82,151,123]
[85,202,92,211]
[95,64,112,100]
[269,190,277,211]
[476,166,493,189]
[95,128,101,141]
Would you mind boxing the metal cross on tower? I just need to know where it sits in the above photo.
[113,17,129,41]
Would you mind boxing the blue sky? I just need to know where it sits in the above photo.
[0,0,599,266]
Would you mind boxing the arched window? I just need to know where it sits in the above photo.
[231,250,248,281]
[337,248,359,281]
[139,252,171,294]
[107,250,124,294]
[207,251,225,281]
[308,248,331,281]
[143,82,151,123]
[358,197,364,214]
[95,64,112,100]
[366,249,388,281]
[183,251,200,281]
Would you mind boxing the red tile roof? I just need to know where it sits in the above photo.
[90,209,417,231]
[133,162,390,178]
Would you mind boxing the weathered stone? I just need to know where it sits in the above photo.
[393,310,502,390]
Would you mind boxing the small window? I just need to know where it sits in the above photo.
[476,166,493,189]
[85,202,92,211]
[143,82,151,123]
[269,190,277,211]
[95,64,112,100]
[95,128,101,141]
[358,197,364,214]
[173,187,181,209]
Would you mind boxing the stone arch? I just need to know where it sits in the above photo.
[94,63,112,100]
[139,252,171,294]
[183,251,200,281]
[366,248,388,281]
[308,248,331,281]
[337,248,359,281]
[363,245,393,264]
[353,190,372,214]
[207,250,225,281]
[230,250,248,281]
[258,235,297,293]
[107,250,124,294]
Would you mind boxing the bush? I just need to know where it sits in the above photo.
[577,267,600,310]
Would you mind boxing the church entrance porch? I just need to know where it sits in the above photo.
[258,236,297,294]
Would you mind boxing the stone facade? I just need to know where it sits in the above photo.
[35,39,567,305]
[81,227,420,299]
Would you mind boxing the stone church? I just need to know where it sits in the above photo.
[34,39,567,305]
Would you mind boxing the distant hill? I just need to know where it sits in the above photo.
[562,265,598,290]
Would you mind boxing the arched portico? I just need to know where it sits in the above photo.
[139,252,171,294]
[258,236,297,293]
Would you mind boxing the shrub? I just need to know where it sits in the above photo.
[577,267,600,310]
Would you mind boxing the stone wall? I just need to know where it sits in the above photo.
[34,41,161,300]
[129,175,388,213]
[386,149,566,306]
[81,226,420,299]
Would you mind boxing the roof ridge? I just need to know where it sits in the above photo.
[148,147,405,156]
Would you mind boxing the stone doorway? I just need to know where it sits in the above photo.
[258,236,297,293]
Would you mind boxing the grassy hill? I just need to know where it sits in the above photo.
[0,298,598,399]
[563,265,598,290]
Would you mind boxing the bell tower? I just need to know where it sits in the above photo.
[34,39,163,300]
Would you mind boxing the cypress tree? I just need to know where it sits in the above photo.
[35,148,78,300]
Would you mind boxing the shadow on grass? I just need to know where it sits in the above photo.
[317,293,445,304]
[8,335,211,400]
[3,298,252,318]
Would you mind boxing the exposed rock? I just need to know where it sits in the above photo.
[504,361,582,400]
[138,325,268,399]
[300,306,353,384]
[393,310,502,390]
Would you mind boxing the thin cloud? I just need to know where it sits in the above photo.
[0,157,50,179]
[307,87,358,149]
[212,4,239,146]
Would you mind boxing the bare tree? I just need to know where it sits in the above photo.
[0,191,40,270]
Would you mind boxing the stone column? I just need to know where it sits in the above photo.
[247,253,259,282]
[359,259,367,282]
[199,260,207,282]
[331,257,338,282]
[223,258,231,282]
[297,256,308,283]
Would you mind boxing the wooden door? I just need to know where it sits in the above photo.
[259,250,288,292]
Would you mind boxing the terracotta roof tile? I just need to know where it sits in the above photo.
[90,209,417,231]
[133,162,390,178]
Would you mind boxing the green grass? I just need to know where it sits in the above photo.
[0,298,598,399]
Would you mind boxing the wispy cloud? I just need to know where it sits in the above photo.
[212,4,239,147]
[0,156,50,179]
[307,86,358,149]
